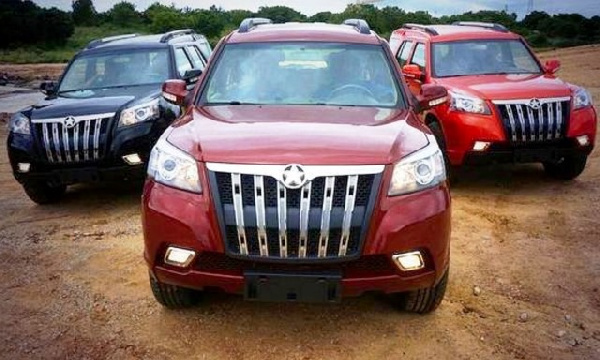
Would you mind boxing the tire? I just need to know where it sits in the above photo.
[543,154,587,180]
[149,273,201,309]
[427,121,453,181]
[394,269,449,314]
[22,181,66,205]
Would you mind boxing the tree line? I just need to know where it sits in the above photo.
[1,0,599,49]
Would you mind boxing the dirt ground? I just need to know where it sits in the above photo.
[0,46,599,360]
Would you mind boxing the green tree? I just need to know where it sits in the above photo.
[108,1,140,27]
[72,0,97,25]
[256,6,306,23]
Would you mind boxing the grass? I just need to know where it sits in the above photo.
[0,25,150,64]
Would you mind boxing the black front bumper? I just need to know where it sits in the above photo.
[12,164,145,184]
[463,139,593,165]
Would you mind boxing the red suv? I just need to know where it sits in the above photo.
[143,18,451,312]
[390,22,597,179]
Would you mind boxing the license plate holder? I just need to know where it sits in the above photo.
[244,271,342,303]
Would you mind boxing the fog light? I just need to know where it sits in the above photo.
[164,247,196,268]
[392,251,425,271]
[472,141,491,151]
[122,153,143,165]
[17,163,31,173]
[576,135,590,146]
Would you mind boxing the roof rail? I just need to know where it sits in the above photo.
[160,29,196,43]
[452,21,509,32]
[239,18,273,33]
[343,19,371,35]
[402,23,439,36]
[86,33,138,49]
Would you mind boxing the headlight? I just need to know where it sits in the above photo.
[147,137,202,193]
[8,113,31,135]
[119,99,160,127]
[449,91,491,114]
[574,87,592,109]
[388,137,447,196]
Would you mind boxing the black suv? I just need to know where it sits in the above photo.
[7,29,211,204]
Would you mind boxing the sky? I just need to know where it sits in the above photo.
[33,0,600,18]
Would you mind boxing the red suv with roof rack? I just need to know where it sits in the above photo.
[390,21,597,179]
[142,18,451,312]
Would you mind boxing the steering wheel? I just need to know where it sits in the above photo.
[328,84,376,101]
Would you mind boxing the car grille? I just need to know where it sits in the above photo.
[206,163,383,261]
[31,113,114,163]
[493,97,570,143]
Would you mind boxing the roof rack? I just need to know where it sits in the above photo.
[239,18,273,33]
[342,19,371,35]
[86,33,138,49]
[160,29,196,43]
[402,24,439,36]
[452,21,509,32]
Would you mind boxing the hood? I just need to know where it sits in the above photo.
[437,73,572,100]
[29,84,160,119]
[167,105,430,165]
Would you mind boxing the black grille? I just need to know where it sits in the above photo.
[496,99,570,143]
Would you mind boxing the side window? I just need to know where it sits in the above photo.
[396,41,413,67]
[197,42,212,60]
[186,46,206,71]
[174,47,193,77]
[411,43,426,72]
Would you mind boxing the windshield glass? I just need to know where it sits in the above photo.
[59,49,170,93]
[202,43,402,107]
[433,40,542,77]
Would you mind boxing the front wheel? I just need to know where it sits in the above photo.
[391,269,449,314]
[543,154,587,180]
[149,273,201,309]
[22,181,66,205]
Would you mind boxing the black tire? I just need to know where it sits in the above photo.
[22,181,66,205]
[394,269,449,314]
[427,121,453,181]
[149,273,201,309]
[543,154,587,180]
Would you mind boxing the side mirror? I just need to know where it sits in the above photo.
[402,64,424,81]
[40,81,57,95]
[418,85,448,111]
[162,79,188,106]
[183,69,203,83]
[544,59,560,75]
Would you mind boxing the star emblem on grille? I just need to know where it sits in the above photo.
[63,116,77,129]
[282,164,306,189]
[528,98,542,110]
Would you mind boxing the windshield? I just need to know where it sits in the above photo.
[202,43,402,107]
[433,40,542,77]
[59,49,170,94]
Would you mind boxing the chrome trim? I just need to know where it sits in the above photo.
[206,163,384,184]
[515,104,526,142]
[526,105,535,141]
[93,118,102,160]
[298,181,311,258]
[317,176,335,258]
[492,96,571,105]
[338,175,358,256]
[276,181,287,258]
[537,107,543,141]
[547,102,554,140]
[62,121,72,162]
[30,112,115,124]
[254,175,269,256]
[73,122,80,162]
[506,104,517,141]
[83,119,91,161]
[51,123,63,162]
[231,173,248,255]
[41,123,54,163]
[556,101,563,138]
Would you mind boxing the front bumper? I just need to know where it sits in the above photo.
[142,177,451,299]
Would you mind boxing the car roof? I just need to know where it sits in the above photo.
[85,32,209,52]
[227,22,382,45]
[393,24,520,42]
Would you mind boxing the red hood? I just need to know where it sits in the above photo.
[166,105,430,165]
[436,73,572,100]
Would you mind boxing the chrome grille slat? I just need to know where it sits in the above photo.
[41,123,54,163]
[537,107,543,141]
[526,105,535,141]
[277,181,287,258]
[298,181,312,258]
[338,175,358,256]
[51,123,63,162]
[515,104,526,142]
[254,175,269,256]
[555,101,562,138]
[83,119,91,161]
[62,121,72,162]
[317,176,335,258]
[73,123,80,162]
[547,102,554,140]
[506,104,517,142]
[93,118,102,160]
[231,173,248,256]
